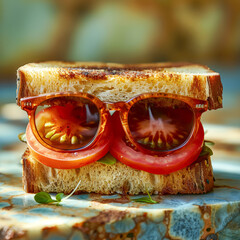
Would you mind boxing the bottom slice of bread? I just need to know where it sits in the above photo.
[22,149,214,195]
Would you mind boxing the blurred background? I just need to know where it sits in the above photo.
[0,0,239,173]
[1,0,240,75]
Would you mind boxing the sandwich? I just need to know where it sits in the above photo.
[16,62,223,195]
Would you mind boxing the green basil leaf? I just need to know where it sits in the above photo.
[147,190,158,203]
[34,192,57,204]
[200,145,213,157]
[56,193,65,202]
[133,197,157,204]
[132,190,158,204]
[98,153,117,165]
[18,132,27,143]
[206,146,213,156]
[133,197,150,203]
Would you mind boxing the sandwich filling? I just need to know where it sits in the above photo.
[22,92,207,175]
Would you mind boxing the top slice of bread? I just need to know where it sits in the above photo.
[16,61,222,109]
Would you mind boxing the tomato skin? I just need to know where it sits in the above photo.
[26,114,112,169]
[110,112,204,175]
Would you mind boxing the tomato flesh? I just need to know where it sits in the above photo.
[110,112,204,175]
[26,113,112,169]
[35,103,99,150]
[128,97,194,151]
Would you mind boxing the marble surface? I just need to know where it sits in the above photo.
[0,84,240,239]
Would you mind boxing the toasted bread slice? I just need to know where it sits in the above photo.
[17,62,222,109]
[22,149,214,195]
[18,62,218,195]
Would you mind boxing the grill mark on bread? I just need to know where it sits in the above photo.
[65,62,195,72]
[59,67,150,80]
[59,62,196,80]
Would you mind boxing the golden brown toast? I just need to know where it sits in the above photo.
[17,61,222,109]
[22,149,214,195]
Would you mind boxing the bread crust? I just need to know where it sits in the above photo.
[16,61,222,109]
[22,149,214,195]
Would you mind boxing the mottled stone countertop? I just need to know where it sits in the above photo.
[0,85,239,240]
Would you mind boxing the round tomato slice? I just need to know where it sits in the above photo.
[35,102,99,150]
[110,112,204,175]
[26,114,112,169]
